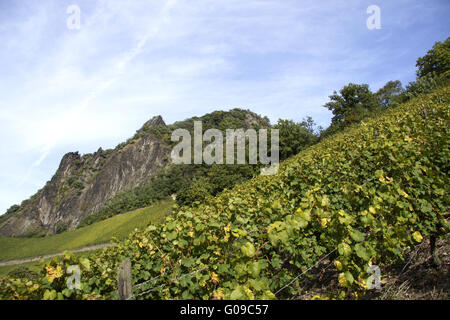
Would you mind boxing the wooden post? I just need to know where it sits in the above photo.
[117,258,132,300]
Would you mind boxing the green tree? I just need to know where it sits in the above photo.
[416,37,450,79]
[392,38,450,105]
[5,204,20,215]
[324,83,378,127]
[274,118,319,160]
[176,177,213,207]
[376,80,404,107]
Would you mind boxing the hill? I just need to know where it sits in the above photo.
[0,109,271,237]
[0,200,173,262]
[1,85,447,300]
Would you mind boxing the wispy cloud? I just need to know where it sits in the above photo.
[0,0,449,213]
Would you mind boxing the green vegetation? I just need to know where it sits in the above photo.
[147,109,271,145]
[416,37,450,79]
[0,250,103,278]
[79,108,320,227]
[5,205,20,215]
[0,38,448,300]
[325,83,379,127]
[321,37,449,138]
[0,263,41,279]
[0,200,173,261]
[1,84,447,300]
[274,117,319,160]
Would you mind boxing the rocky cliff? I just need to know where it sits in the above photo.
[0,116,171,237]
[0,109,271,237]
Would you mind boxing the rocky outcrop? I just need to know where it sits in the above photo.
[0,116,171,237]
[0,109,271,237]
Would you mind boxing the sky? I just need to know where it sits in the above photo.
[0,0,449,214]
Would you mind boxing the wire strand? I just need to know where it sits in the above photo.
[128,267,208,300]
[275,248,337,296]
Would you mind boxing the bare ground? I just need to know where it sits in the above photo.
[288,236,449,300]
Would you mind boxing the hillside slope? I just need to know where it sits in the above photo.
[0,116,171,237]
[0,200,173,262]
[1,86,447,300]
[0,109,269,237]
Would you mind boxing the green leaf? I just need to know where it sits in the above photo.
[231,228,247,237]
[241,242,256,257]
[62,289,73,298]
[230,286,246,300]
[278,230,289,244]
[167,231,177,241]
[295,208,311,228]
[217,264,229,275]
[249,279,266,291]
[248,261,261,278]
[43,289,57,300]
[181,257,195,268]
[267,221,284,233]
[321,195,330,207]
[350,229,365,242]
[261,290,276,300]
[354,243,371,261]
[344,271,354,284]
[374,170,384,179]
[338,242,352,257]
[234,264,247,278]
[420,201,433,213]
[79,257,91,271]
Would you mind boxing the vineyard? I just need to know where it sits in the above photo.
[0,86,448,300]
[0,200,173,262]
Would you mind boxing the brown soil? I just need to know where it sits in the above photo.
[286,236,449,300]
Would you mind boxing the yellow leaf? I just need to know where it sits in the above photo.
[321,195,330,207]
[296,208,311,222]
[244,287,255,300]
[338,273,346,287]
[210,272,219,285]
[213,289,225,300]
[412,231,423,243]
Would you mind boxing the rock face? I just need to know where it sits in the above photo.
[0,109,271,237]
[0,116,171,237]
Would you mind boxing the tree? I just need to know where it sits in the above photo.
[392,38,450,104]
[176,177,213,207]
[5,204,20,215]
[324,83,378,127]
[274,118,319,160]
[416,37,450,79]
[376,80,404,107]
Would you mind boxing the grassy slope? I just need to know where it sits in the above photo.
[0,88,448,300]
[0,199,173,262]
[0,250,97,277]
[80,86,448,299]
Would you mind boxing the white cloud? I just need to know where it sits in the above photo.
[0,0,447,213]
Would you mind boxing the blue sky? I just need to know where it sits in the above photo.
[0,0,449,214]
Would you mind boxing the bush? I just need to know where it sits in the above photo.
[7,266,39,281]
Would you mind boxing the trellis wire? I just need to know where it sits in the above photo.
[274,248,337,296]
